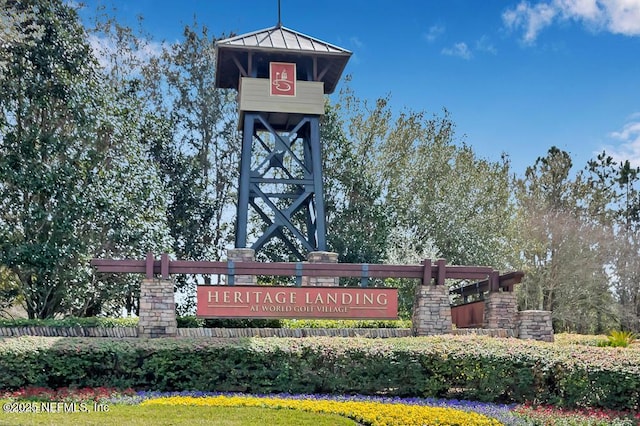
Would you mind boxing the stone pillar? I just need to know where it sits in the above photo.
[303,251,339,286]
[483,292,518,332]
[227,248,257,285]
[518,310,554,342]
[411,284,453,336]
[138,278,177,338]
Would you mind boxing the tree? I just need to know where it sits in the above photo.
[0,266,21,316]
[0,0,172,318]
[322,93,391,265]
[614,160,640,332]
[325,85,514,269]
[514,147,617,333]
[586,153,640,331]
[141,22,240,312]
[0,0,44,73]
[79,8,174,317]
[142,22,239,261]
[0,0,110,318]
[612,230,640,332]
[320,86,515,316]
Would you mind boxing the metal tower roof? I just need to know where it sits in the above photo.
[215,25,351,94]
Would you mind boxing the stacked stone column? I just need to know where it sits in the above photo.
[411,284,453,336]
[518,310,554,342]
[483,292,518,332]
[303,251,339,286]
[138,278,177,338]
[226,248,257,285]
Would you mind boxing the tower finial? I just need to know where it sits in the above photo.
[277,0,282,28]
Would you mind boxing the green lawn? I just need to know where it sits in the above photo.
[0,403,358,426]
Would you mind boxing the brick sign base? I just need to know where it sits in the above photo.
[197,286,398,319]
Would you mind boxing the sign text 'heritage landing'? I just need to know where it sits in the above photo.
[196,286,398,319]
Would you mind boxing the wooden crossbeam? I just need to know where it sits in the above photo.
[91,253,522,290]
[451,271,525,298]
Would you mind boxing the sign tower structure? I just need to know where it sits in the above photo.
[215,21,351,260]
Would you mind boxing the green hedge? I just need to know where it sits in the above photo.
[0,335,638,410]
[0,317,138,328]
[0,317,411,329]
[183,318,410,329]
[280,319,411,329]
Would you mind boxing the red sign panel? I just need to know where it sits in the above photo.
[197,286,398,319]
[270,62,296,97]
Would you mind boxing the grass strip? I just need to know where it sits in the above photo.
[0,402,356,426]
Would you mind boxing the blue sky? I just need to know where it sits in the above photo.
[79,0,640,175]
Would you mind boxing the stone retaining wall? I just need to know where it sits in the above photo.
[452,328,518,338]
[518,310,554,342]
[0,327,138,337]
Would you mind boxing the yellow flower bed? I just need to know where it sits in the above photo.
[141,395,503,426]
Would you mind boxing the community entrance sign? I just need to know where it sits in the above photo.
[196,286,398,319]
[91,254,529,337]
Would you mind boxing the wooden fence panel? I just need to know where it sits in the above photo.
[451,300,485,328]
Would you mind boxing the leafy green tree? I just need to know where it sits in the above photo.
[0,0,172,318]
[0,0,44,73]
[325,85,514,269]
[142,22,239,261]
[0,0,110,318]
[320,86,515,316]
[587,153,640,331]
[0,266,21,315]
[617,160,640,230]
[514,147,617,333]
[322,94,390,265]
[141,22,240,312]
[79,8,174,317]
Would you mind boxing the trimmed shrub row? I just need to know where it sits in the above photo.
[0,327,413,338]
[0,335,638,410]
[0,317,138,328]
[0,317,411,329]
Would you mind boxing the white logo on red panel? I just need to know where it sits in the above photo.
[270,62,296,96]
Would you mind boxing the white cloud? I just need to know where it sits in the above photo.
[441,42,472,59]
[503,0,640,44]
[604,0,640,34]
[556,0,602,20]
[502,1,558,44]
[424,24,445,42]
[475,35,498,54]
[602,114,640,167]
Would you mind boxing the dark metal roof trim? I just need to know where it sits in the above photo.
[216,25,351,56]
